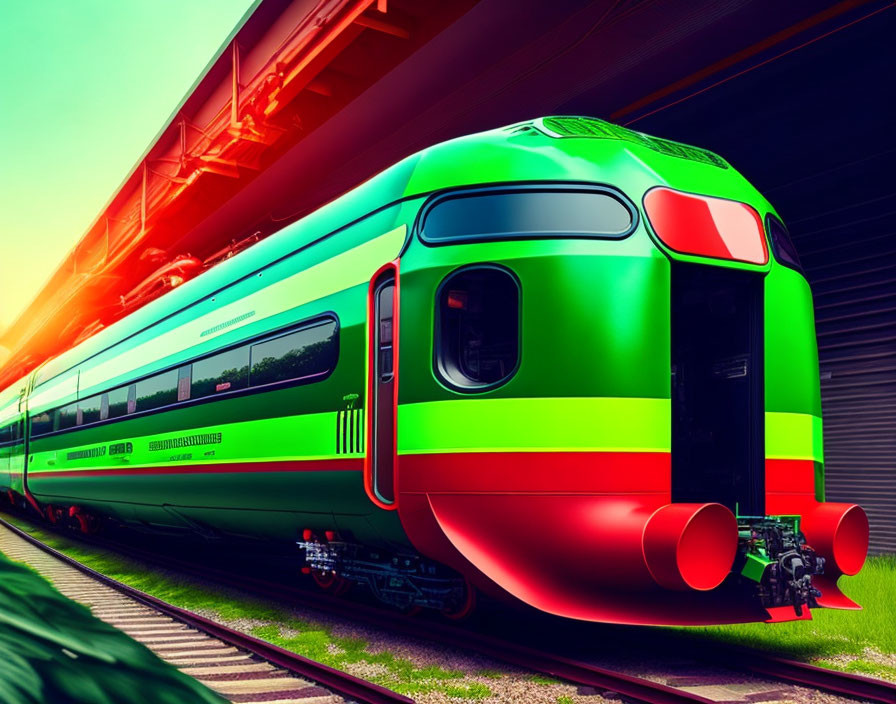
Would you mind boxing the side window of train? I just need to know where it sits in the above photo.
[249,320,338,387]
[435,266,520,391]
[135,370,178,412]
[0,421,22,443]
[79,395,102,425]
[56,402,79,431]
[30,411,52,437]
[27,318,340,436]
[193,347,250,399]
[766,215,805,275]
[106,385,131,419]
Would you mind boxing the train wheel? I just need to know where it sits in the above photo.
[311,569,350,596]
[69,506,99,535]
[45,505,58,524]
[442,581,476,621]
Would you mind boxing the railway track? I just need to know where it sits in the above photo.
[3,513,895,704]
[0,517,411,704]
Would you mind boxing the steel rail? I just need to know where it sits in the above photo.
[723,653,896,704]
[0,516,413,704]
[8,512,896,704]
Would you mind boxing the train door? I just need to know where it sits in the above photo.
[0,422,10,494]
[670,262,765,516]
[11,415,26,496]
[6,390,28,500]
[366,265,398,508]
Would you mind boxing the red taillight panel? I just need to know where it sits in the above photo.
[644,187,768,265]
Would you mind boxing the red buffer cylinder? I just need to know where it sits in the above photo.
[642,503,738,591]
[799,502,869,609]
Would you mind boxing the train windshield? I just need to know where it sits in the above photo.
[419,186,633,244]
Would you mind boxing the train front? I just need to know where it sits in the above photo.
[393,117,868,625]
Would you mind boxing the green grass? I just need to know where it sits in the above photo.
[443,682,492,700]
[681,555,896,660]
[820,658,896,681]
[0,512,496,701]
[475,668,505,679]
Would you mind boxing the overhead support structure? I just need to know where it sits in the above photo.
[0,0,476,388]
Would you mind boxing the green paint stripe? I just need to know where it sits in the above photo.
[28,412,359,475]
[765,412,823,462]
[397,397,670,454]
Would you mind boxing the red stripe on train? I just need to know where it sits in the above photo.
[27,457,362,479]
[765,458,815,495]
[399,450,671,494]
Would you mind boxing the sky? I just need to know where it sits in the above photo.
[0,0,256,338]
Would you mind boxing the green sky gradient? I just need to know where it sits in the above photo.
[0,0,255,337]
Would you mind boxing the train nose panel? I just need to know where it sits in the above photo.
[420,492,741,623]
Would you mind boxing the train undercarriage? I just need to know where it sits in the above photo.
[297,529,475,618]
[296,516,828,621]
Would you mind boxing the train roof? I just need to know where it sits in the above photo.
[22,116,768,395]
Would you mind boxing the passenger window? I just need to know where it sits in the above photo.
[30,412,52,437]
[0,424,11,444]
[250,321,337,387]
[79,395,102,425]
[135,370,178,412]
[107,386,130,419]
[192,347,249,398]
[436,266,520,390]
[57,402,79,431]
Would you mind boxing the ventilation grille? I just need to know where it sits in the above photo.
[537,116,729,170]
[336,408,364,454]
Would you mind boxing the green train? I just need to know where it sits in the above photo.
[0,117,868,625]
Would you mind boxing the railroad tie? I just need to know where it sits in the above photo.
[0,526,345,704]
